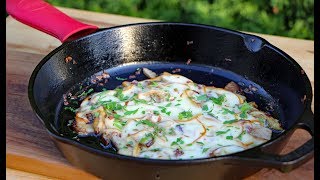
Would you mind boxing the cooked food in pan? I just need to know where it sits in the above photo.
[72,69,283,159]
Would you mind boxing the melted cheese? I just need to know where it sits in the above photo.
[73,72,282,159]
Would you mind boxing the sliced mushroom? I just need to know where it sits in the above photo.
[250,111,283,130]
[224,81,240,93]
[92,107,107,134]
[247,124,272,140]
[143,68,157,78]
[138,90,168,103]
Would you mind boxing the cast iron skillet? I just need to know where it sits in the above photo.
[7,0,314,179]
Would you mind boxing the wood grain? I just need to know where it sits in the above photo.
[6,6,314,179]
[7,168,58,180]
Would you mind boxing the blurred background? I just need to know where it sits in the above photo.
[46,0,314,40]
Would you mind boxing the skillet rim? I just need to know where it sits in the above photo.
[27,22,313,164]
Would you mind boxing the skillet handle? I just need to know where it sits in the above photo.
[6,0,98,42]
[234,109,314,172]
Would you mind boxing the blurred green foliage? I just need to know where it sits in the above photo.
[47,0,314,40]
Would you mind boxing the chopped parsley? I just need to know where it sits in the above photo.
[113,114,122,119]
[239,102,252,118]
[223,119,237,124]
[150,148,161,152]
[202,105,209,111]
[238,131,246,140]
[226,136,233,140]
[136,119,156,127]
[115,77,127,81]
[216,129,230,135]
[240,111,248,118]
[239,102,252,112]
[196,94,208,101]
[178,110,193,120]
[136,119,165,139]
[196,142,205,146]
[93,112,100,117]
[171,137,184,147]
[208,112,218,119]
[140,133,154,144]
[165,103,172,107]
[103,101,123,111]
[64,107,77,113]
[175,103,181,106]
[78,88,94,97]
[168,128,176,135]
[210,94,226,105]
[113,120,127,130]
[153,111,160,115]
[202,148,210,153]
[222,108,235,114]
[186,143,193,146]
[114,88,129,101]
[133,97,148,104]
[124,108,139,115]
[150,81,158,86]
[137,83,144,89]
[142,110,146,114]
[159,106,171,116]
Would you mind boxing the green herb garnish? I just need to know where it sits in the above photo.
[113,120,127,130]
[238,102,252,118]
[178,110,193,120]
[238,131,246,141]
[114,88,129,101]
[103,101,123,111]
[137,83,144,89]
[150,81,158,86]
[64,107,77,113]
[196,142,205,146]
[202,148,209,153]
[210,94,226,105]
[124,108,139,115]
[240,111,247,118]
[150,148,161,152]
[78,88,94,97]
[140,133,154,143]
[202,105,209,111]
[216,129,230,135]
[222,108,235,114]
[93,112,100,117]
[113,114,122,119]
[168,128,176,135]
[196,94,208,101]
[223,119,237,124]
[171,137,184,146]
[136,119,156,128]
[115,77,127,81]
[226,136,233,140]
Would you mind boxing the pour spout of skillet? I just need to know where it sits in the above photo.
[6,0,98,42]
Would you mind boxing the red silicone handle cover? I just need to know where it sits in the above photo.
[6,0,99,42]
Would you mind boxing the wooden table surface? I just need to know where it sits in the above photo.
[6,7,314,180]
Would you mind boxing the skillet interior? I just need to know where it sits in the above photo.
[29,22,311,159]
